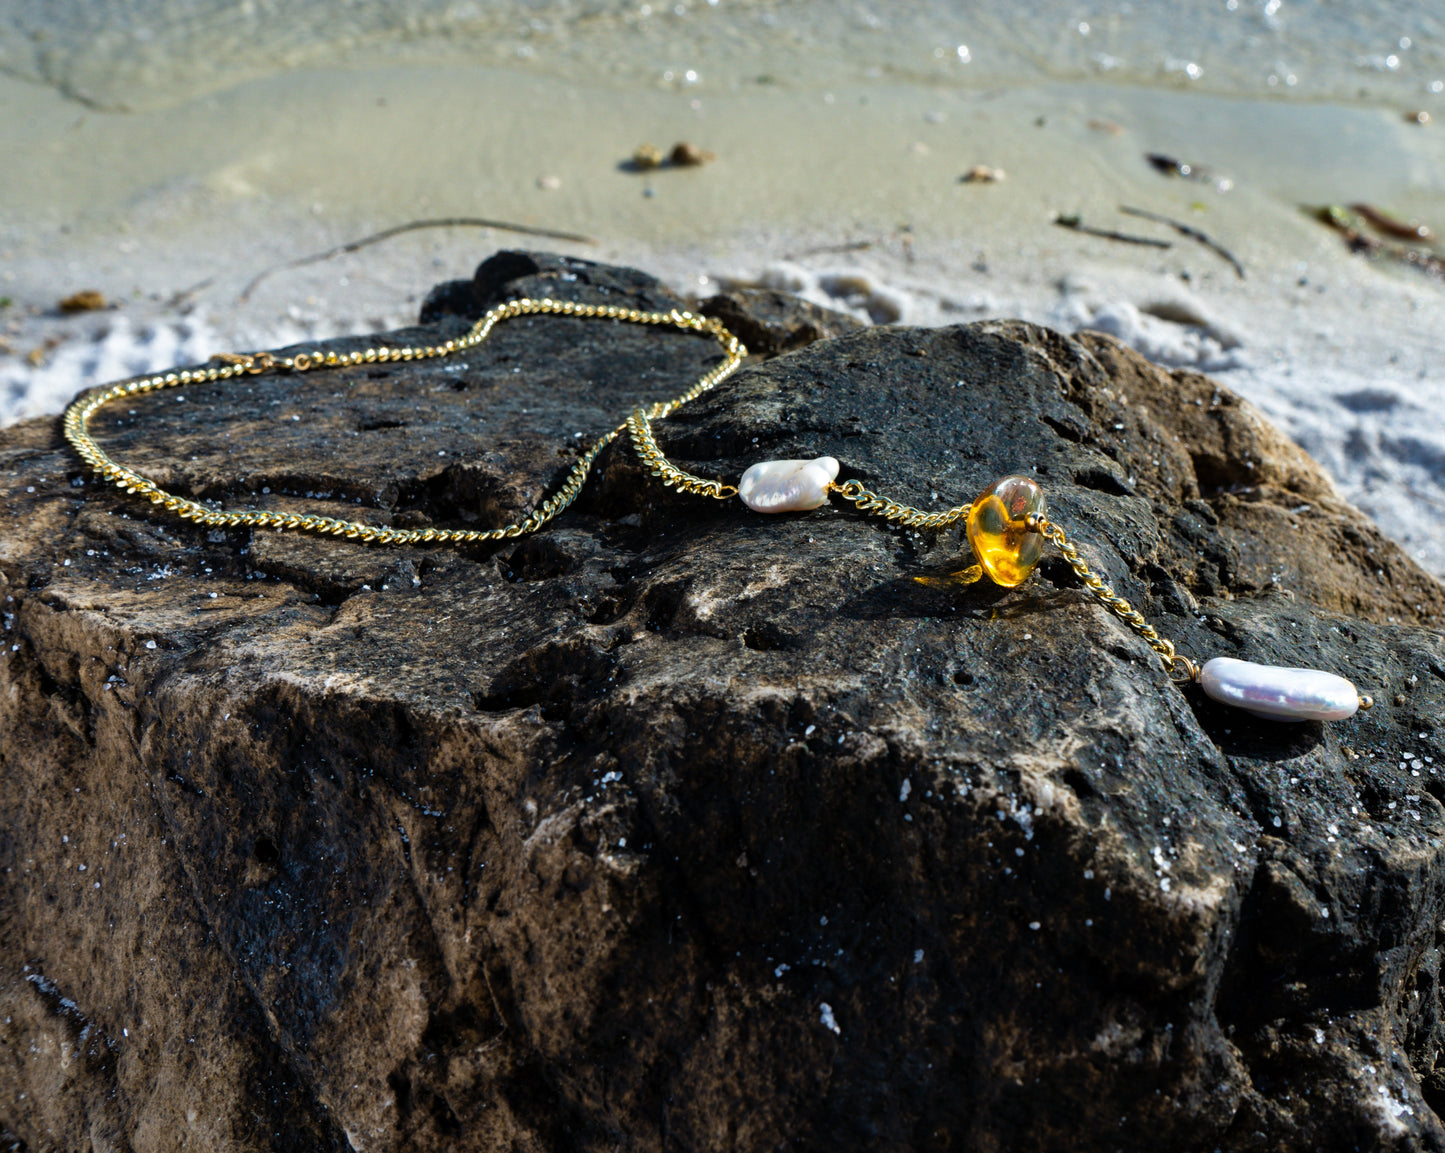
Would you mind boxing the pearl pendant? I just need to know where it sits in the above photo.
[1199,657,1362,722]
[738,456,840,513]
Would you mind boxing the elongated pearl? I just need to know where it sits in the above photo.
[1200,657,1361,721]
[738,456,840,513]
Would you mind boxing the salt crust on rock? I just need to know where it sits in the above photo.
[3,250,1445,1152]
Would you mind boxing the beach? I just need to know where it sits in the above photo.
[7,9,1445,1146]
[2,0,1443,578]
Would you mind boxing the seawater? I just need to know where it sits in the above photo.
[3,0,1442,112]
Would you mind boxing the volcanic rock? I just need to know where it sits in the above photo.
[2,250,1444,1152]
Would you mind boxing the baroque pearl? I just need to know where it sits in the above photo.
[966,475,1046,587]
[738,456,840,513]
[1200,657,1361,722]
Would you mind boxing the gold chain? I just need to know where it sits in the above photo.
[62,298,747,545]
[64,296,1193,679]
[625,388,1197,676]
[612,435,977,528]
[63,298,1380,713]
[630,419,1197,678]
[828,479,970,530]
[826,481,1194,678]
[1026,514,1196,680]
[626,409,738,500]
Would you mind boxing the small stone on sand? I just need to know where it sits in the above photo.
[631,143,664,170]
[669,141,715,167]
[59,290,106,313]
[961,165,1005,184]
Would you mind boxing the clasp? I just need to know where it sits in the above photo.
[1168,654,1201,683]
[213,351,275,374]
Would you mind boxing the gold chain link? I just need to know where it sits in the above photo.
[1027,514,1196,680]
[63,298,747,545]
[627,426,1201,678]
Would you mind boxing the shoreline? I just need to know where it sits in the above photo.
[6,0,1442,115]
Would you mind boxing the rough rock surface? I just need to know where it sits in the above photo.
[3,250,1445,1152]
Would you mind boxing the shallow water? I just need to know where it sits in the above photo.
[4,0,1443,112]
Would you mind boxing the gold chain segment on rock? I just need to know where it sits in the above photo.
[613,423,1199,678]
[828,479,971,530]
[62,298,747,545]
[821,481,1196,678]
[627,409,739,500]
[1026,513,1196,680]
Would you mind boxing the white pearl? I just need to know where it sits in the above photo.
[1200,657,1361,722]
[738,456,840,513]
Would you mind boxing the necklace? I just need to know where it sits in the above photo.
[62,296,1372,723]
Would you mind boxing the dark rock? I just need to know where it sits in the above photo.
[3,251,1444,1152]
[698,286,865,356]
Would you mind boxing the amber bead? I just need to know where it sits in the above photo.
[965,475,1046,587]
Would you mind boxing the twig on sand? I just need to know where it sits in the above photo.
[1349,203,1434,243]
[237,217,598,302]
[168,276,216,308]
[1052,214,1173,249]
[1119,206,1245,279]
[1310,206,1445,280]
[782,240,876,260]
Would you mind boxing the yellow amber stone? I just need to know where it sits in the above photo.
[965,475,1046,587]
